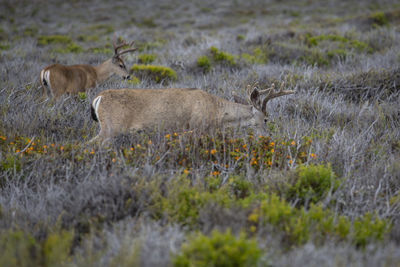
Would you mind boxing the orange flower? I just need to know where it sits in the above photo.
[289,160,292,164]
[183,169,189,174]
[267,161,271,166]
[210,149,216,155]
[269,142,275,147]
[290,141,295,146]
[148,140,152,145]
[60,146,64,151]
[270,149,274,153]
[212,171,219,176]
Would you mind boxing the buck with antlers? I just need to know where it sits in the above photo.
[40,38,137,98]
[89,82,294,142]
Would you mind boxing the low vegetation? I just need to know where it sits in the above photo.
[1,0,399,266]
[131,64,177,83]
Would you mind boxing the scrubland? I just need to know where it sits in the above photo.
[0,0,400,266]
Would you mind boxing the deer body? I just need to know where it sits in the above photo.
[40,39,137,98]
[90,84,294,142]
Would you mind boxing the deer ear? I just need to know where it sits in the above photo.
[250,89,259,104]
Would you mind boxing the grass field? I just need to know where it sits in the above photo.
[1,0,400,266]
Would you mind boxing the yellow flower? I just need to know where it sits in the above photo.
[205,150,209,155]
[130,147,134,151]
[43,145,47,149]
[173,132,178,137]
[148,140,152,145]
[267,161,271,166]
[90,150,94,155]
[242,144,247,150]
[112,158,116,163]
[212,171,219,176]
[270,149,274,153]
[165,134,170,139]
[15,149,20,153]
[51,143,55,147]
[250,225,257,233]
[183,169,189,174]
[210,149,216,155]
[60,146,64,151]
[234,156,239,160]
[290,140,295,146]
[289,160,293,164]
[136,144,141,148]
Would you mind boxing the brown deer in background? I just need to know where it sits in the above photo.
[89,82,294,143]
[40,38,137,98]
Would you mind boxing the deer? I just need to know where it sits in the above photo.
[89,82,294,143]
[39,38,137,98]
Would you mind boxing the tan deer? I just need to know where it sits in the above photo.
[89,82,294,143]
[40,38,137,98]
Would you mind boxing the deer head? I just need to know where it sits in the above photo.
[108,37,137,80]
[246,82,295,128]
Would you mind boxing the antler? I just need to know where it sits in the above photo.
[247,82,294,114]
[261,82,294,114]
[112,37,137,57]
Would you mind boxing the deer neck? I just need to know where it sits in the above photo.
[217,99,253,124]
[94,59,114,85]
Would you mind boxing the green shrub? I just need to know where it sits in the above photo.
[37,35,72,46]
[210,46,236,66]
[43,230,74,266]
[369,11,389,27]
[286,164,340,206]
[0,42,10,50]
[241,47,267,64]
[0,229,74,267]
[127,76,141,85]
[173,229,261,267]
[54,42,83,54]
[326,49,347,60]
[0,230,40,267]
[306,34,372,53]
[89,47,113,55]
[23,26,38,37]
[130,64,176,83]
[88,24,114,34]
[1,154,21,172]
[78,92,86,101]
[236,34,245,41]
[196,56,211,72]
[138,53,156,64]
[352,213,390,247]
